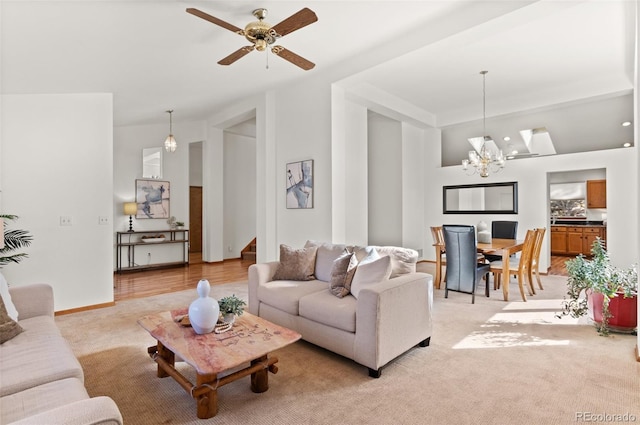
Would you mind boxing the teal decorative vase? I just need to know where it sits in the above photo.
[188,279,219,334]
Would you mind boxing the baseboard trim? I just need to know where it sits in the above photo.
[55,302,116,316]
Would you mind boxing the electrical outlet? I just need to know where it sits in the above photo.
[98,216,110,225]
[60,216,72,226]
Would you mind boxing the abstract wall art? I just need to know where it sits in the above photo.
[286,160,313,209]
[135,179,170,219]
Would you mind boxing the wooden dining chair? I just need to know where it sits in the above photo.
[430,226,446,290]
[489,229,537,302]
[529,227,546,291]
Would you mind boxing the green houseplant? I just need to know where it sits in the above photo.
[557,237,637,336]
[218,294,246,322]
[1,214,33,267]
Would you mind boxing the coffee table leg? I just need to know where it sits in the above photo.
[195,374,218,419]
[155,342,174,378]
[250,355,269,393]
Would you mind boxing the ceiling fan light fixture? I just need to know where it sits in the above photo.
[255,38,267,51]
[187,7,317,70]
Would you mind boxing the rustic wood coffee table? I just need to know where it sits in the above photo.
[138,310,301,419]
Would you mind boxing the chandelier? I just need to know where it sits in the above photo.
[462,71,505,177]
[164,110,177,153]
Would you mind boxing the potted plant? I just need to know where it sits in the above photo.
[557,237,637,336]
[1,214,33,267]
[218,294,246,324]
[175,221,185,230]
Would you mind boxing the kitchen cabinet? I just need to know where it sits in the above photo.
[586,179,606,208]
[551,226,605,256]
[550,227,567,254]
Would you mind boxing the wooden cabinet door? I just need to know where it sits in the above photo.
[550,227,567,254]
[566,228,584,255]
[582,227,601,254]
[587,180,606,208]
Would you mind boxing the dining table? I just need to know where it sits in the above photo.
[477,238,524,301]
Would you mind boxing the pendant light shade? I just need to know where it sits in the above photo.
[164,110,177,153]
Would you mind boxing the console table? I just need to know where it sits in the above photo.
[116,229,189,273]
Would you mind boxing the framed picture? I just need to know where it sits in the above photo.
[286,160,313,209]
[135,179,170,219]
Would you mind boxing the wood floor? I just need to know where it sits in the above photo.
[114,253,253,301]
[114,253,569,302]
[549,255,570,276]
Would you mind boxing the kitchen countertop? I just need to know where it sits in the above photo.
[551,221,606,227]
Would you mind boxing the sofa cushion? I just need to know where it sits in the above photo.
[257,280,328,316]
[0,377,88,424]
[0,316,84,396]
[329,250,358,298]
[272,244,318,281]
[350,255,392,299]
[299,289,357,333]
[304,241,348,282]
[0,296,24,344]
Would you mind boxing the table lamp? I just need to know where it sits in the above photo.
[123,202,138,232]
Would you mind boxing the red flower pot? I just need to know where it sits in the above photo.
[587,290,638,333]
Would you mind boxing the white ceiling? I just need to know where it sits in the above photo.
[1,0,636,160]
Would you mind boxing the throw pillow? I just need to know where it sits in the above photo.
[350,255,392,299]
[0,296,24,344]
[272,244,318,281]
[329,250,358,298]
[0,272,19,322]
[374,246,419,278]
[304,241,347,282]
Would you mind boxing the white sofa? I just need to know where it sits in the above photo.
[0,282,123,425]
[248,242,433,377]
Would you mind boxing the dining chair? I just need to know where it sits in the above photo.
[431,225,486,290]
[489,229,536,302]
[430,226,446,290]
[529,227,546,291]
[442,225,491,304]
[483,221,519,262]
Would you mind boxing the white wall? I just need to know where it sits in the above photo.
[113,120,206,267]
[1,93,114,311]
[368,111,402,246]
[223,132,256,259]
[189,142,203,187]
[274,82,334,249]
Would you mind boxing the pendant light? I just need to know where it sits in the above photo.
[164,110,177,153]
[461,71,505,177]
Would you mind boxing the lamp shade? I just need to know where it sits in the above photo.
[123,202,137,216]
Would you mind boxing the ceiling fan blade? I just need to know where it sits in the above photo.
[271,8,318,37]
[271,46,315,70]
[186,8,243,34]
[218,46,255,66]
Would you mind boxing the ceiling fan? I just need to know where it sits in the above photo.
[186,7,318,70]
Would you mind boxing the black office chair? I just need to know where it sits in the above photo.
[484,221,518,263]
[443,225,491,304]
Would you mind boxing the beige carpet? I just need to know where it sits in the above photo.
[55,272,640,425]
